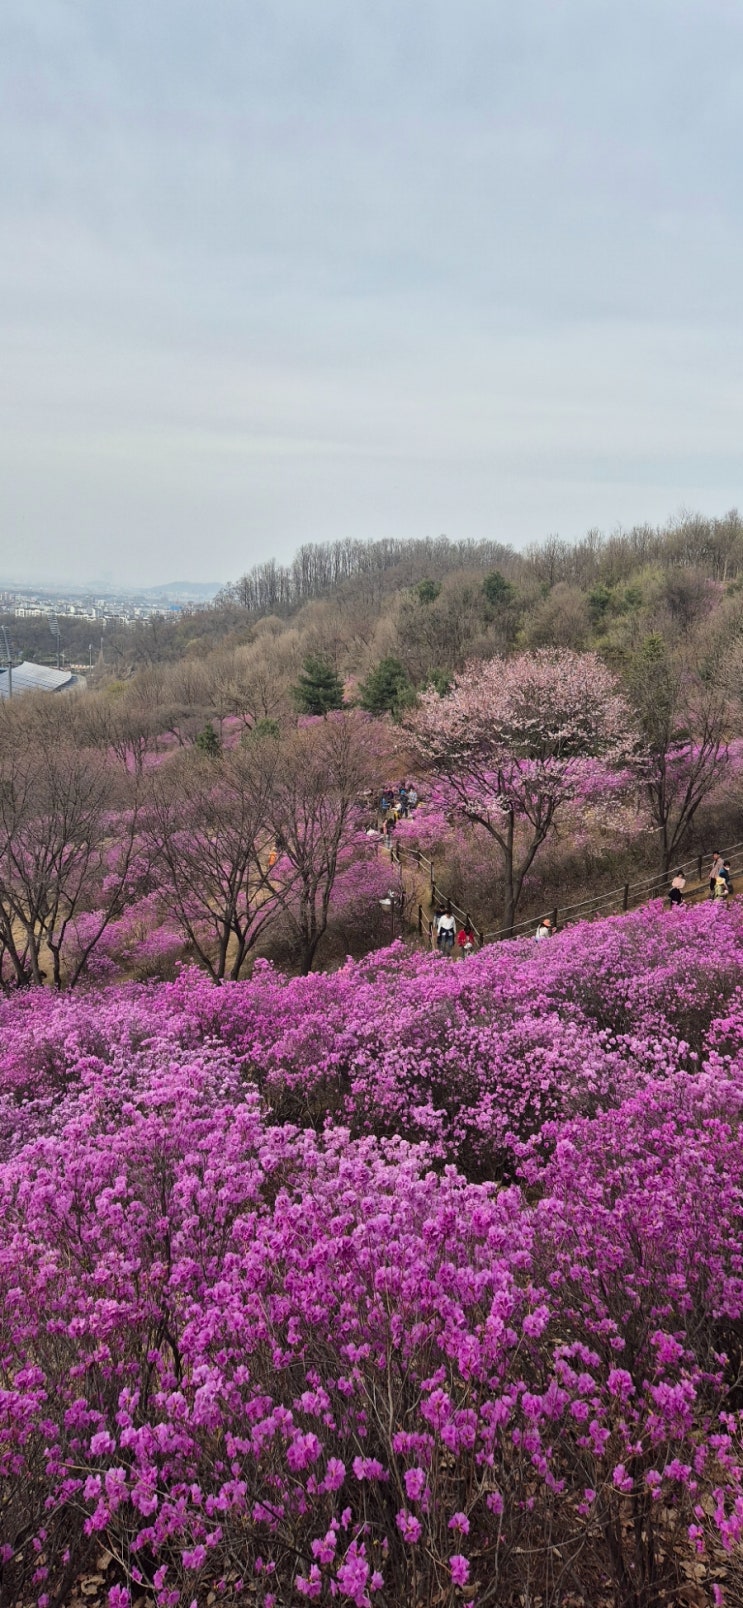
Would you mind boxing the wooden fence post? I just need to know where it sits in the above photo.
[551,906,558,930]
[697,854,703,882]
[418,904,423,935]
[623,882,629,912]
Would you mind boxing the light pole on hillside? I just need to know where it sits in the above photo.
[0,626,13,698]
[379,884,403,945]
[378,897,395,944]
[49,617,61,670]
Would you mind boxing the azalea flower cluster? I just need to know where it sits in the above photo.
[2,902,743,1605]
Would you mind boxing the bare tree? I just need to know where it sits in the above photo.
[0,742,139,989]
[225,634,302,731]
[145,748,279,981]
[626,635,729,873]
[261,715,378,973]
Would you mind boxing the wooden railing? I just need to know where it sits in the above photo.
[382,837,743,948]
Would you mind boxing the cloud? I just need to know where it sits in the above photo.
[0,1,741,583]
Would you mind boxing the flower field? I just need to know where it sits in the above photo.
[2,902,743,1605]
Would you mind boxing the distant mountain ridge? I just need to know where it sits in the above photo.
[140,581,223,600]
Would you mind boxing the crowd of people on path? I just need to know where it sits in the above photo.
[364,782,420,843]
[379,782,418,834]
[665,851,736,910]
[368,777,739,951]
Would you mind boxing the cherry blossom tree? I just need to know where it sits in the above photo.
[411,648,638,934]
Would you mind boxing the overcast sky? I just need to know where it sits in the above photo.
[1,1,742,588]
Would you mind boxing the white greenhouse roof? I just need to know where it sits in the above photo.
[0,661,77,700]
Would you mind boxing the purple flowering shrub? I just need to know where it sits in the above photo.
[2,901,743,1602]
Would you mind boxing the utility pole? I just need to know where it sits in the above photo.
[0,626,13,698]
[49,617,61,669]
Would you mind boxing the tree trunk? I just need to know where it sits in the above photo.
[496,811,515,937]
[299,937,320,975]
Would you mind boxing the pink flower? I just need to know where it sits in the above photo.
[449,1554,470,1587]
[396,1511,422,1544]
[90,1430,116,1456]
[404,1467,427,1501]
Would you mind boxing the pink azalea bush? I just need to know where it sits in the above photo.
[2,901,743,1602]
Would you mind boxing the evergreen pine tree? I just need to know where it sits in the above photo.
[482,570,514,607]
[358,656,413,717]
[194,720,222,758]
[292,654,345,716]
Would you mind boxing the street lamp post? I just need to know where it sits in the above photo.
[49,618,61,669]
[378,898,395,944]
[379,886,402,945]
[0,627,12,698]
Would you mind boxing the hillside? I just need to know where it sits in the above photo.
[2,519,743,1603]
[1,901,743,1605]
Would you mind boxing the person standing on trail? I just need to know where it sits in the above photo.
[713,870,730,901]
[669,870,686,908]
[436,906,456,954]
[534,917,553,942]
[456,923,475,955]
[722,860,734,895]
[407,784,418,811]
[709,851,724,897]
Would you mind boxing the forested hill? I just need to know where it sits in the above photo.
[218,509,743,622]
[6,509,743,681]
[215,535,517,615]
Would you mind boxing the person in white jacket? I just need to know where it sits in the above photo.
[436,908,456,953]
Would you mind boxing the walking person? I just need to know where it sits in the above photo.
[713,869,730,902]
[709,850,724,898]
[534,916,553,942]
[436,905,456,954]
[456,923,475,955]
[668,869,686,908]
